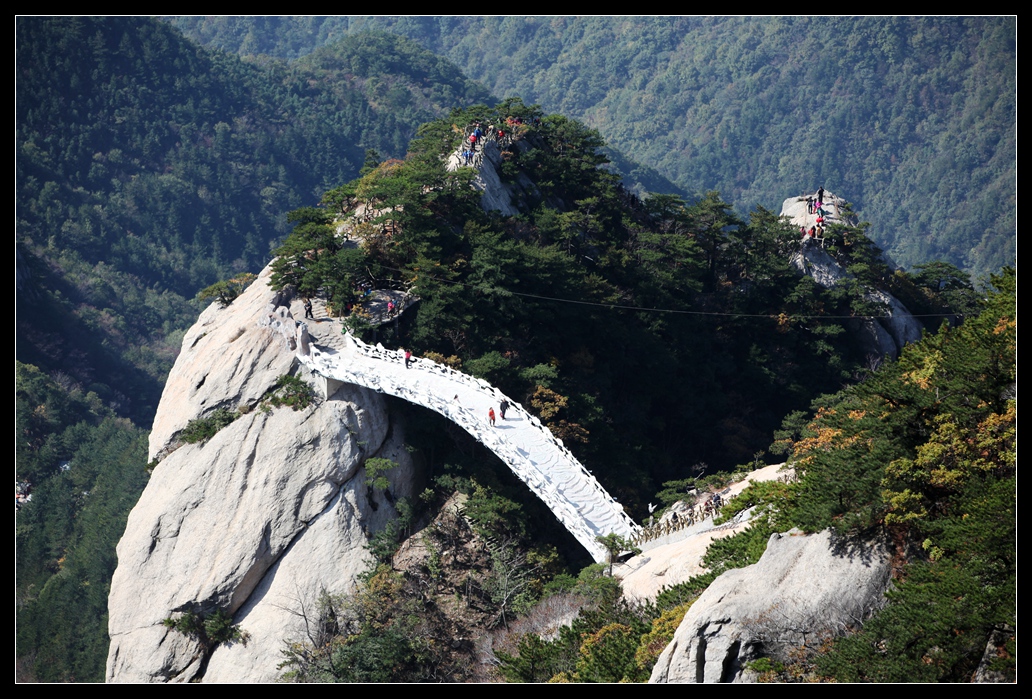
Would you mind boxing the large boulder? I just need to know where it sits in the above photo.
[650,528,892,683]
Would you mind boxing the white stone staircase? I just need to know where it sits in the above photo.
[296,330,640,563]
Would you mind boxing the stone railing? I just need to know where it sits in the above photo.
[630,500,727,547]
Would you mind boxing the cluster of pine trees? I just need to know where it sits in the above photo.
[789,269,1015,681]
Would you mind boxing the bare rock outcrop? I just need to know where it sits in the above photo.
[107,265,415,683]
[447,137,540,216]
[469,140,522,216]
[649,528,892,684]
[147,268,297,462]
[781,191,857,229]
[782,192,923,358]
[619,464,792,602]
[789,244,923,358]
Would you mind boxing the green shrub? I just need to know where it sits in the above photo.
[632,603,692,679]
[364,457,397,491]
[265,374,314,411]
[197,273,257,307]
[162,607,246,648]
[654,572,718,611]
[746,657,784,675]
[179,408,238,444]
[575,623,639,683]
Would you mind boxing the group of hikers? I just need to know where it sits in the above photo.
[302,278,407,325]
[631,492,727,545]
[801,186,830,245]
[458,115,540,168]
[487,399,511,427]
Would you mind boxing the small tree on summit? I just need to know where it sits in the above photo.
[269,207,339,299]
[197,272,257,307]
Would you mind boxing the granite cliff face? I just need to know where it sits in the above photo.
[106,266,415,683]
[446,135,540,216]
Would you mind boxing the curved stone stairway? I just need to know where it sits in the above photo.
[295,328,640,563]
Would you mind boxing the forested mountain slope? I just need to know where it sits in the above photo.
[171,16,1015,281]
[17,17,491,423]
[16,363,150,682]
[268,99,975,523]
[252,102,1010,682]
[735,269,1014,682]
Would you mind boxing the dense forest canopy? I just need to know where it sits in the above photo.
[171,16,1016,282]
[16,362,149,681]
[269,99,980,518]
[17,18,493,423]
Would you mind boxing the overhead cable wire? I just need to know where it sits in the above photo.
[371,263,964,321]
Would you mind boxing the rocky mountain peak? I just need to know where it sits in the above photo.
[107,266,415,682]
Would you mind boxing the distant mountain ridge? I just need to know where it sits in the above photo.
[169,16,1016,281]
